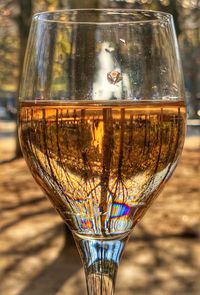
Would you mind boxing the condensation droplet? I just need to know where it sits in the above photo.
[119,38,126,44]
[105,47,115,53]
[161,67,167,74]
[107,70,122,85]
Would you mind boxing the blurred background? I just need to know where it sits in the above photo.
[0,1,200,295]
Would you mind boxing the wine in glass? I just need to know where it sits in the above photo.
[18,9,186,295]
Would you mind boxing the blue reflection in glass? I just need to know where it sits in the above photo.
[82,239,124,267]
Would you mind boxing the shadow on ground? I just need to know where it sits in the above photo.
[0,146,200,295]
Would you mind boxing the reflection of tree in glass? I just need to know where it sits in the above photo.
[19,100,185,237]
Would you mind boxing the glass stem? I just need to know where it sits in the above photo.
[74,234,129,295]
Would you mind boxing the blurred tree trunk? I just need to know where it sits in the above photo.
[15,0,33,158]
[58,0,64,8]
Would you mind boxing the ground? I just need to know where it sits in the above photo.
[0,121,200,295]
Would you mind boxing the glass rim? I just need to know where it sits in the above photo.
[33,8,173,25]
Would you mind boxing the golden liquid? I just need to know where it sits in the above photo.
[19,101,186,238]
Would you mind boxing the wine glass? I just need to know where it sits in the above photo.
[18,9,186,295]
